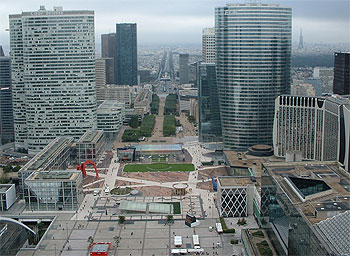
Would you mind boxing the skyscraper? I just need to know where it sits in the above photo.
[273,95,349,164]
[202,28,216,63]
[198,63,222,142]
[333,52,350,95]
[216,3,291,150]
[115,23,138,86]
[9,6,97,154]
[101,33,116,84]
[179,54,189,84]
[0,46,14,144]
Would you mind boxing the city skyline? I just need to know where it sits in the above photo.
[0,0,349,52]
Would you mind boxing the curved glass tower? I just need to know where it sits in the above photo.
[215,3,291,150]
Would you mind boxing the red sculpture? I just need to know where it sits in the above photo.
[77,160,99,179]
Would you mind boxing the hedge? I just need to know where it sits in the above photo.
[219,217,235,234]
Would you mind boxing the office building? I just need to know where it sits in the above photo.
[216,3,291,150]
[96,59,106,92]
[18,137,74,198]
[77,130,105,164]
[0,47,14,144]
[115,23,138,86]
[273,95,350,172]
[179,54,189,84]
[261,161,350,256]
[9,6,97,154]
[97,84,132,107]
[24,171,83,211]
[202,28,216,63]
[333,52,350,95]
[217,176,257,217]
[179,88,198,112]
[101,33,116,84]
[198,63,222,142]
[97,100,125,138]
[0,184,16,211]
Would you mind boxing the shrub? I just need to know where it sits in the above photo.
[252,230,265,238]
[219,217,235,234]
[230,239,239,244]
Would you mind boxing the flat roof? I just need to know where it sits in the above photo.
[20,137,73,172]
[26,171,80,181]
[0,184,13,193]
[91,243,110,253]
[262,161,350,224]
[78,130,104,143]
[119,201,172,214]
[218,176,254,187]
[131,144,182,152]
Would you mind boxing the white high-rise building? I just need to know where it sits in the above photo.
[273,95,350,171]
[216,3,291,150]
[9,6,97,154]
[202,28,215,63]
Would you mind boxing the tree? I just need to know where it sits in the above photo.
[118,215,125,225]
[113,235,121,247]
[87,236,94,248]
[129,115,139,128]
[166,215,173,224]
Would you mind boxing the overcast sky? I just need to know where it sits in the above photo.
[0,0,349,50]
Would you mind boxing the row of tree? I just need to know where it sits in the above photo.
[122,115,156,142]
[163,115,176,136]
[164,94,177,115]
[150,94,160,114]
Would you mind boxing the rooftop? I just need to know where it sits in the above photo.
[90,243,111,253]
[131,144,182,152]
[0,184,14,193]
[26,171,81,181]
[78,130,104,144]
[19,137,73,172]
[97,100,124,113]
[119,201,172,214]
[262,161,350,224]
[217,176,255,187]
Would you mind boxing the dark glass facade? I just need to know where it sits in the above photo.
[198,63,222,142]
[333,52,350,95]
[101,33,116,84]
[115,23,138,86]
[0,51,14,144]
[179,54,189,84]
[261,174,330,256]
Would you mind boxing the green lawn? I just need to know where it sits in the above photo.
[123,163,195,172]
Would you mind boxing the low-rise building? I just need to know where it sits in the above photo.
[0,184,16,211]
[77,130,105,164]
[261,161,350,256]
[18,137,74,198]
[24,170,83,211]
[97,100,125,139]
[217,176,258,217]
[134,89,152,115]
[97,84,132,108]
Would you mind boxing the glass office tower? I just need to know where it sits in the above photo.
[198,63,222,142]
[115,23,138,86]
[215,3,291,150]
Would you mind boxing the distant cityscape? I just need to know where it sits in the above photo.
[0,2,349,256]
